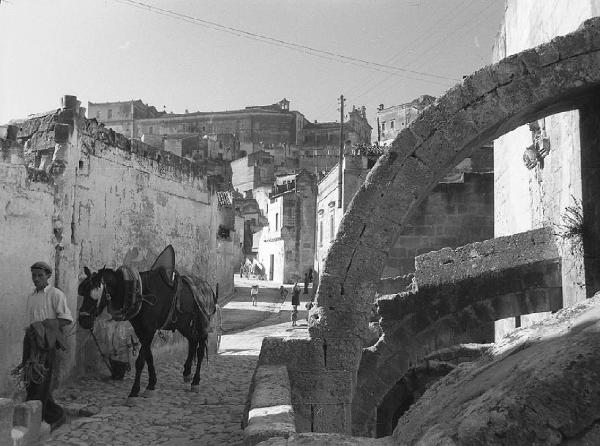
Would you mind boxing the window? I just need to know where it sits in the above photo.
[107,109,113,119]
[275,213,279,231]
[381,121,385,132]
[330,213,335,240]
[390,120,395,129]
[319,220,323,246]
[148,126,153,134]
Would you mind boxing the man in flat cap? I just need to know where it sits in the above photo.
[21,261,73,429]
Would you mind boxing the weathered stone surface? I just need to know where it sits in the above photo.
[414,227,559,287]
[245,405,295,446]
[353,228,563,435]
[259,337,324,372]
[12,400,42,445]
[0,398,14,446]
[393,296,600,445]
[255,432,392,445]
[251,366,293,409]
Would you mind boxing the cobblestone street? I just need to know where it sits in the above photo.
[47,356,256,446]
[42,277,310,445]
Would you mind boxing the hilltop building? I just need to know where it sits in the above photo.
[375,95,435,146]
[87,98,371,170]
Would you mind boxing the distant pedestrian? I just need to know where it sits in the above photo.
[305,300,313,322]
[279,285,288,301]
[303,273,309,295]
[291,308,298,327]
[250,284,259,306]
[291,281,300,310]
[307,269,313,284]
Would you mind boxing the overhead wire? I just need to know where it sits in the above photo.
[109,0,460,84]
[346,1,469,97]
[351,0,476,100]
[352,0,496,101]
[407,1,498,71]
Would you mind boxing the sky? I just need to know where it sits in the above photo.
[0,0,506,129]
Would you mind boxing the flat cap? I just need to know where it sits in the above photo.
[30,261,53,273]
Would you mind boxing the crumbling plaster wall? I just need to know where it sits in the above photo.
[0,97,231,393]
[75,117,232,374]
[0,145,55,396]
[492,0,600,338]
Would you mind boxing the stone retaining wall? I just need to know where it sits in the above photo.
[243,365,295,446]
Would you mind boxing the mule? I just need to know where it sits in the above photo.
[77,264,217,401]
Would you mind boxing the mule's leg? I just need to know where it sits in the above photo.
[183,338,195,383]
[129,342,148,399]
[191,336,207,392]
[145,333,158,393]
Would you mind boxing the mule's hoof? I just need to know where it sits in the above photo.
[190,385,200,393]
[183,375,192,383]
[126,397,140,407]
[141,389,156,398]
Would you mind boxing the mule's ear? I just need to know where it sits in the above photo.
[84,266,91,277]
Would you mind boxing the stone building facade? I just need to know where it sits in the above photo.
[0,96,233,396]
[88,98,372,174]
[230,150,275,194]
[492,0,600,339]
[315,153,376,278]
[376,95,435,146]
[256,171,317,283]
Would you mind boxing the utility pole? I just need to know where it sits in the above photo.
[338,94,345,209]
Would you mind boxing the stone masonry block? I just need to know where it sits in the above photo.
[462,65,498,101]
[244,365,295,446]
[388,128,418,157]
[244,405,295,446]
[251,366,292,409]
[258,337,325,371]
[289,370,354,405]
[0,398,14,446]
[12,400,42,446]
[320,337,363,371]
[311,306,371,341]
[414,227,559,288]
[292,403,311,433]
[312,403,350,434]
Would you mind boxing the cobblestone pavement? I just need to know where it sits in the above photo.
[47,355,257,446]
[43,277,311,446]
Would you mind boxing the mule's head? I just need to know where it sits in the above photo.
[78,266,112,329]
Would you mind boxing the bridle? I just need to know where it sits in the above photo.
[79,275,110,319]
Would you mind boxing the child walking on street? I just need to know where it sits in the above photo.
[250,284,259,306]
[291,308,298,326]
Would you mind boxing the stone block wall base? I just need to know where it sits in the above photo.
[0,398,14,446]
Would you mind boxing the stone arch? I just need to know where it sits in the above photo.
[375,360,455,438]
[305,18,600,435]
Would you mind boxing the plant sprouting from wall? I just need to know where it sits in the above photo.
[555,196,584,255]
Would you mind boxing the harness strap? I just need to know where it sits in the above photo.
[159,272,182,331]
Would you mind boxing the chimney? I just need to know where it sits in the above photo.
[378,104,384,111]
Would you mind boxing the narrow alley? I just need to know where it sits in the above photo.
[43,277,310,446]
